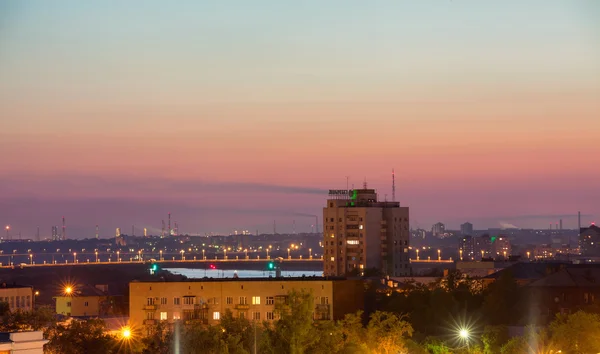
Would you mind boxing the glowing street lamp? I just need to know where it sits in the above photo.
[266,248,269,259]
[120,326,132,340]
[416,249,420,260]
[459,249,463,261]
[138,250,142,262]
[159,250,163,261]
[95,251,98,263]
[202,249,205,260]
[459,329,469,339]
[180,250,184,261]
[4,225,9,240]
[527,251,531,260]
[73,252,77,263]
[287,248,291,259]
[30,253,33,265]
[64,286,73,296]
[437,249,441,261]
[223,249,227,260]
[117,251,120,262]
[309,248,312,259]
[480,250,484,259]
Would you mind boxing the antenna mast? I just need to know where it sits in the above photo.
[392,168,396,202]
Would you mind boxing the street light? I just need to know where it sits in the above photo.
[416,249,419,260]
[527,251,531,260]
[180,250,184,261]
[202,249,205,260]
[4,225,9,240]
[459,329,469,339]
[287,248,291,259]
[30,253,33,265]
[459,249,463,261]
[266,248,269,259]
[73,252,77,263]
[437,249,441,261]
[481,250,484,259]
[95,251,98,263]
[159,250,163,261]
[309,248,312,259]
[120,326,132,340]
[138,250,142,262]
[64,286,73,296]
[223,249,227,260]
[117,251,120,262]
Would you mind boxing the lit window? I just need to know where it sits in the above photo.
[213,312,220,320]
[173,312,181,320]
[330,257,335,262]
[160,312,167,320]
[347,240,359,245]
[359,225,363,230]
[252,296,261,305]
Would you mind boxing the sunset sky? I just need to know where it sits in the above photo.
[1,1,599,237]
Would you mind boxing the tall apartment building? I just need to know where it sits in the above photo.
[460,222,474,236]
[322,188,410,277]
[432,222,446,237]
[474,234,492,259]
[458,236,474,260]
[129,278,363,331]
[580,224,600,256]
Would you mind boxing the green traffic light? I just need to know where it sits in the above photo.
[268,262,274,269]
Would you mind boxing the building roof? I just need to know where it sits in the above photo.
[581,224,600,234]
[483,262,570,280]
[55,284,123,297]
[0,283,32,289]
[132,276,348,283]
[527,267,600,288]
[0,333,11,343]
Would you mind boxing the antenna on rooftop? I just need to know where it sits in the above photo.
[363,177,367,189]
[392,168,396,202]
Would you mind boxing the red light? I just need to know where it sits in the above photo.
[210,264,216,269]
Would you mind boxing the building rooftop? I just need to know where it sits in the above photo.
[527,267,600,288]
[132,276,349,283]
[0,283,32,289]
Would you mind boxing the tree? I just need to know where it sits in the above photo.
[481,270,520,325]
[0,305,55,332]
[500,326,554,354]
[141,321,173,354]
[549,311,600,354]
[45,318,118,354]
[0,302,9,317]
[365,311,413,354]
[481,325,509,354]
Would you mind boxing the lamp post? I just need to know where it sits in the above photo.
[481,249,484,259]
[287,248,291,259]
[309,248,312,260]
[117,251,120,262]
[95,251,98,263]
[527,251,531,260]
[224,249,227,260]
[180,250,184,261]
[30,253,33,265]
[4,225,9,240]
[266,248,269,259]
[437,249,441,261]
[159,250,163,261]
[416,249,419,260]
[73,252,77,263]
[202,249,205,260]
[245,249,248,259]
[138,250,142,262]
[459,249,463,261]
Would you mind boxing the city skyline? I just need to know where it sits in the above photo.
[1,1,599,237]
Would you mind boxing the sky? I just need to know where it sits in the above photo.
[1,1,599,238]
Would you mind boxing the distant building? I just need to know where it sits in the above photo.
[0,331,47,353]
[458,236,475,260]
[460,222,474,236]
[432,222,445,237]
[0,283,34,312]
[323,188,410,277]
[55,284,122,317]
[474,234,492,259]
[580,224,600,256]
[129,278,364,332]
[51,226,59,241]
[492,236,512,259]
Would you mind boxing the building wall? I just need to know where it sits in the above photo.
[0,331,47,354]
[55,296,102,317]
[129,279,363,330]
[0,287,33,312]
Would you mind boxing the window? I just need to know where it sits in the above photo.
[174,297,181,305]
[213,311,220,320]
[147,298,153,305]
[147,312,154,320]
[320,297,329,305]
[26,296,31,307]
[66,301,72,307]
[252,312,261,320]
[239,312,246,319]
[84,301,89,307]
[252,296,261,305]
[266,312,275,320]
[239,296,247,305]
[359,225,363,230]
[173,312,181,320]
[330,257,335,262]
[266,296,274,305]
[160,312,167,320]
[183,297,194,305]
[226,296,233,305]
[347,240,359,245]
[160,297,167,305]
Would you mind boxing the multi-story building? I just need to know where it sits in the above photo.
[580,224,600,256]
[431,222,445,237]
[0,331,47,353]
[458,236,474,260]
[129,278,363,331]
[322,188,410,277]
[0,284,34,312]
[474,234,492,259]
[460,222,473,236]
[55,284,122,317]
[492,236,512,259]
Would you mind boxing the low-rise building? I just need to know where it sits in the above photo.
[0,331,47,353]
[0,284,34,313]
[55,284,122,317]
[129,278,364,331]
